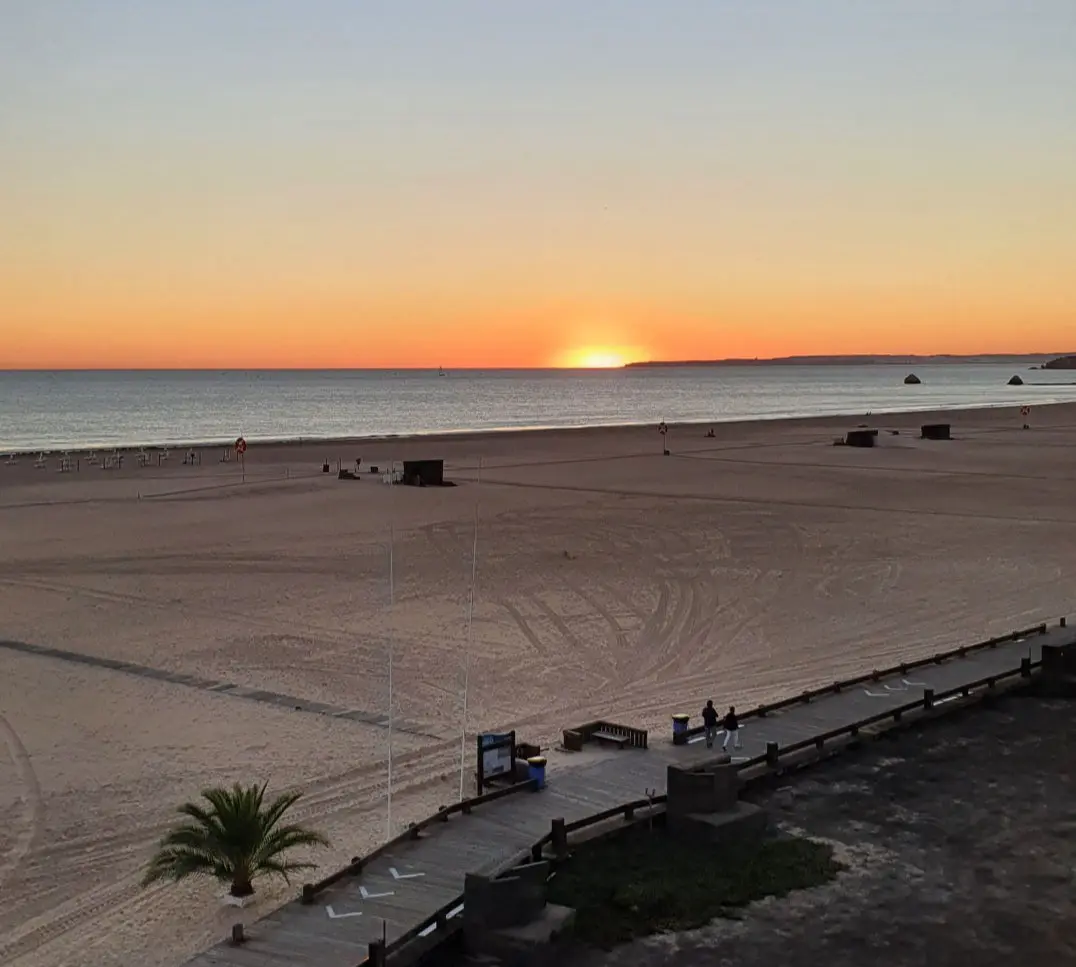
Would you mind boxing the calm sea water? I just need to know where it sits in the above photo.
[1,365,1073,452]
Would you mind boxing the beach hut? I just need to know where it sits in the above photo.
[402,459,446,487]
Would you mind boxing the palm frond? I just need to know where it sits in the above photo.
[255,857,318,884]
[144,782,328,896]
[260,790,304,832]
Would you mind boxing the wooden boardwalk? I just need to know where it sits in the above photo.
[185,621,1074,967]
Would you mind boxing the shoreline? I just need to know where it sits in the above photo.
[3,397,1067,457]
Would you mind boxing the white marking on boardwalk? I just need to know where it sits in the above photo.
[884,682,908,691]
[326,905,362,919]
[390,866,424,880]
[902,679,928,687]
[418,902,464,936]
[359,885,394,899]
[863,689,890,697]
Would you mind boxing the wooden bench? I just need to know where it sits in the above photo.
[591,730,629,749]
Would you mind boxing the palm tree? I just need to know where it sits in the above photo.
[143,782,329,897]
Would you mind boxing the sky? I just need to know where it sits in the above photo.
[2,1,1075,369]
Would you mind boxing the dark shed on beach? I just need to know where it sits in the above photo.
[402,459,445,487]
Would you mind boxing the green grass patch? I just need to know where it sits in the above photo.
[547,826,842,949]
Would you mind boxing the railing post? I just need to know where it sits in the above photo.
[301,883,314,905]
[368,939,387,967]
[765,741,779,766]
[1062,616,1068,628]
[1020,657,1031,678]
[923,689,934,710]
[551,817,568,858]
[531,842,543,862]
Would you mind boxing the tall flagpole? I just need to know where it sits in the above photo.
[458,457,481,801]
[387,463,396,842]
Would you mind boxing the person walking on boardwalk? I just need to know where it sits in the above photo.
[702,700,719,748]
[722,706,741,751]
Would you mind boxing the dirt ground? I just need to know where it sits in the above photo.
[566,691,1076,967]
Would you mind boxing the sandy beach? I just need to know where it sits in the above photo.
[1,402,1074,967]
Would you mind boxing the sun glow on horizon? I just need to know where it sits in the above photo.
[555,346,649,369]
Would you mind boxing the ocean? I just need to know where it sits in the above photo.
[2,364,1073,452]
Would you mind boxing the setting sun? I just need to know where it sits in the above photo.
[554,346,648,369]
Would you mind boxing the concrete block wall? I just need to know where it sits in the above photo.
[463,863,549,933]
[666,763,740,820]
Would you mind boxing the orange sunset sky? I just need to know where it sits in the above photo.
[3,3,1074,370]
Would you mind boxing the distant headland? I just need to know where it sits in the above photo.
[625,353,1076,369]
[1039,355,1076,370]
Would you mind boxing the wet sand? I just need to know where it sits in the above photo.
[1,402,1074,966]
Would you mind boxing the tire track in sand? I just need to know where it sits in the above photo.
[0,713,43,896]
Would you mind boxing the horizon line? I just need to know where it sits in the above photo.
[3,351,1075,375]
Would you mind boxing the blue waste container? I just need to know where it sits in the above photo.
[527,756,547,789]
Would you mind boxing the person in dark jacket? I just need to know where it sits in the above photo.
[702,700,719,748]
[722,706,741,751]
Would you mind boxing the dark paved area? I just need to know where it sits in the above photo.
[565,692,1076,967]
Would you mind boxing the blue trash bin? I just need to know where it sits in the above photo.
[527,756,547,789]
[672,714,690,742]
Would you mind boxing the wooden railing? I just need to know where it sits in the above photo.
[744,622,1044,720]
[301,778,537,903]
[674,622,1046,744]
[738,655,1040,773]
[376,794,667,964]
[372,647,1046,965]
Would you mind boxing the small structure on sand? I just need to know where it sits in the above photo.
[1008,374,1024,385]
[845,428,878,448]
[402,459,452,487]
[921,423,951,441]
[904,373,922,385]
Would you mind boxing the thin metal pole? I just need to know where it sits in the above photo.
[458,457,481,801]
[387,466,395,842]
